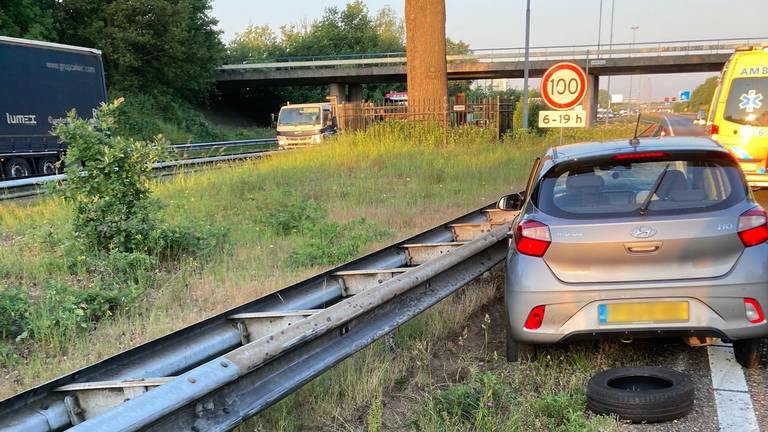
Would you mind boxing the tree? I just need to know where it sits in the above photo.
[56,0,224,102]
[598,89,609,107]
[0,0,57,40]
[227,25,280,63]
[374,5,404,52]
[688,76,718,111]
[225,1,411,105]
[446,38,471,96]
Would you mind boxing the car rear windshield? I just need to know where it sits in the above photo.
[534,151,747,219]
[725,77,768,127]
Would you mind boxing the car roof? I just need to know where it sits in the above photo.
[548,137,727,164]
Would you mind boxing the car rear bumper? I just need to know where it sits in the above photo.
[505,246,768,344]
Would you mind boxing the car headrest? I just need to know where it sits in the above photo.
[656,170,688,198]
[566,173,605,190]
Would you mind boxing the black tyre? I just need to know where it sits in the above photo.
[587,367,694,423]
[505,324,536,362]
[733,338,768,369]
[37,157,60,175]
[3,158,32,178]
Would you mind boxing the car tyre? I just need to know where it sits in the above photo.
[733,338,768,369]
[37,157,60,175]
[587,367,694,423]
[3,158,32,178]
[505,325,536,362]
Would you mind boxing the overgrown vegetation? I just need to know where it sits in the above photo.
[113,93,274,143]
[0,101,230,359]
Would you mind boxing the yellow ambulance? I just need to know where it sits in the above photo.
[708,46,768,188]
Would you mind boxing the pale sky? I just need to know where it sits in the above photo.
[211,0,768,99]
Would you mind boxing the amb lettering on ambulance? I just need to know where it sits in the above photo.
[708,46,768,188]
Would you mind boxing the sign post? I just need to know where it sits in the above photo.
[678,90,691,102]
[538,62,589,143]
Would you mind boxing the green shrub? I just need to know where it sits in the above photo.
[531,391,600,432]
[56,99,167,254]
[264,199,327,235]
[287,218,390,268]
[24,283,135,341]
[0,288,30,339]
[433,371,508,424]
[149,223,229,260]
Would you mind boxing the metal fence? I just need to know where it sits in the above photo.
[335,95,515,140]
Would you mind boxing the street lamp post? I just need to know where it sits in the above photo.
[628,26,639,114]
[521,0,531,130]
[604,0,614,125]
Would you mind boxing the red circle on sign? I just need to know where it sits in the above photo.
[540,62,588,110]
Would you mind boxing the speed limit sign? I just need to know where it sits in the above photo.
[540,62,588,110]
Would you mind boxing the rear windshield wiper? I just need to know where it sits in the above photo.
[639,163,670,216]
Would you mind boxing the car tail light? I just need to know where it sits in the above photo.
[612,151,668,160]
[744,298,766,324]
[515,220,551,257]
[738,207,768,247]
[710,124,720,140]
[524,305,546,330]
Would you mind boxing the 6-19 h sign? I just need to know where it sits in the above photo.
[540,62,588,110]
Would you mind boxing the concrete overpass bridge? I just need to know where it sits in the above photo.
[215,37,767,124]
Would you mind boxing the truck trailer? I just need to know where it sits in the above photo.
[0,36,107,179]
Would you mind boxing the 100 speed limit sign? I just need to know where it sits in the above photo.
[540,62,588,110]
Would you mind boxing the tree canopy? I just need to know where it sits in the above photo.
[689,76,719,111]
[226,1,407,63]
[1,0,223,102]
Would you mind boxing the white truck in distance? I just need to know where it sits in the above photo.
[276,103,337,148]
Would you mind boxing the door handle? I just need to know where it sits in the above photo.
[624,241,662,254]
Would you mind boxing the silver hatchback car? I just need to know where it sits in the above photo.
[499,137,768,368]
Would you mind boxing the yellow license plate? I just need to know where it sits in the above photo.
[598,301,689,324]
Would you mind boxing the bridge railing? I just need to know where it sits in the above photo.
[219,36,768,71]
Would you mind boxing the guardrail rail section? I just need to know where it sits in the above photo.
[0,205,519,432]
[0,138,278,200]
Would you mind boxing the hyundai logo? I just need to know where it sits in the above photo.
[630,226,657,239]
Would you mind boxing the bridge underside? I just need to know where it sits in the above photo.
[215,54,728,89]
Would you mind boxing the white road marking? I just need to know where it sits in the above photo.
[707,344,760,431]
[663,115,676,137]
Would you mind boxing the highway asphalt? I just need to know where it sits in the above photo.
[641,113,767,432]
[661,114,708,137]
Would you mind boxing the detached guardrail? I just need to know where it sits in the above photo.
[0,204,518,432]
[0,138,278,201]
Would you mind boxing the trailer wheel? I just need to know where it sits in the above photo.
[4,158,32,178]
[37,157,60,175]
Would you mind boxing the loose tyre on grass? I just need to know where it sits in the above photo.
[587,367,694,423]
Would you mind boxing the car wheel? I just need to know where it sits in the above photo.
[3,158,32,178]
[587,367,694,423]
[505,325,536,362]
[733,338,768,369]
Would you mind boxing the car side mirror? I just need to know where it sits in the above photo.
[497,192,525,211]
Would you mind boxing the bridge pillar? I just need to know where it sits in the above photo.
[329,83,346,103]
[580,74,599,128]
[348,83,363,103]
